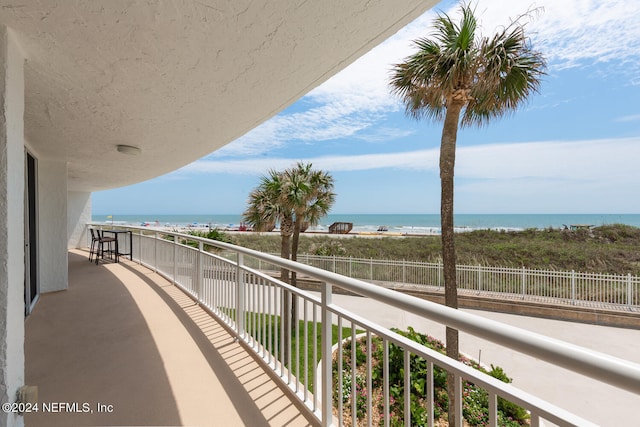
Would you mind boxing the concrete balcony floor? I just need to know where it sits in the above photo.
[25,250,316,427]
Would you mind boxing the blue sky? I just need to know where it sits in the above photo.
[93,0,640,215]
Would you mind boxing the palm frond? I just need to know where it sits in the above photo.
[389,3,482,121]
[389,2,545,127]
[244,162,335,234]
[463,17,546,127]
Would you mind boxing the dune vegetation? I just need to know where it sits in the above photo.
[229,224,640,276]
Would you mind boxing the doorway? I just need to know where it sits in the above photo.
[25,151,38,315]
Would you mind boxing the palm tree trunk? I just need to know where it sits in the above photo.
[291,219,302,287]
[280,234,291,281]
[280,216,293,364]
[440,100,463,427]
[290,218,303,336]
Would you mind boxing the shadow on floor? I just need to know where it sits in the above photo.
[116,255,317,427]
[25,252,182,426]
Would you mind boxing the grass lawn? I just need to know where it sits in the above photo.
[243,311,362,392]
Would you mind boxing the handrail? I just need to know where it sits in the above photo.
[91,224,640,397]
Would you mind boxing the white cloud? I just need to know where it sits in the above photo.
[181,157,296,175]
[454,137,640,212]
[525,1,640,70]
[175,136,640,212]
[456,137,640,184]
[208,98,386,158]
[182,136,640,182]
[180,148,439,175]
[615,114,640,123]
[354,127,417,143]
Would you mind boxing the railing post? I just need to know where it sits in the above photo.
[402,259,406,284]
[332,255,336,273]
[173,234,177,285]
[403,348,410,423]
[478,264,482,294]
[455,373,463,427]
[370,258,373,280]
[197,241,204,300]
[521,266,526,299]
[488,391,498,427]
[153,231,158,272]
[136,229,142,264]
[237,253,245,339]
[320,281,333,427]
[571,270,576,305]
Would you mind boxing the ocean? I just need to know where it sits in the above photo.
[91,213,640,235]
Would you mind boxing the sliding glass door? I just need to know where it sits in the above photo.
[24,151,38,315]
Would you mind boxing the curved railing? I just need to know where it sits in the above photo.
[88,224,640,427]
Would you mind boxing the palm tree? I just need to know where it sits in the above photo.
[389,3,545,424]
[244,163,335,282]
[244,162,335,360]
[277,162,335,342]
[281,162,336,288]
[244,170,294,283]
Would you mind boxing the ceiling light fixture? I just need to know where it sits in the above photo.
[116,144,141,156]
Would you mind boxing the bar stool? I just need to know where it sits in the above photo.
[89,228,100,262]
[90,229,117,264]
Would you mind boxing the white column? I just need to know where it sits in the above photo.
[68,191,91,249]
[38,159,68,293]
[0,26,25,427]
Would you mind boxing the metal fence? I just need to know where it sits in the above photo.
[290,254,640,311]
[89,225,640,427]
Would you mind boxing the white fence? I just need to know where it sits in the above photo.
[90,225,640,427]
[288,254,640,311]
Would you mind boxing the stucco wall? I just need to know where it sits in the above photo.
[68,191,91,249]
[0,27,25,427]
[38,160,68,293]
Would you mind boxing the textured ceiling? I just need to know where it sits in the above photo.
[0,0,436,192]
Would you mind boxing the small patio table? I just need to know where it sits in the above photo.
[101,230,133,262]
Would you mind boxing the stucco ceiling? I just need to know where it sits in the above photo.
[0,0,436,192]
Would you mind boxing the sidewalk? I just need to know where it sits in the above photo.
[327,292,640,427]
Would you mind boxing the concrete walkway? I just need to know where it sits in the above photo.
[25,251,316,427]
[325,292,640,427]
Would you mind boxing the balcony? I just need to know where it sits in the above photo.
[25,226,640,426]
[25,250,316,426]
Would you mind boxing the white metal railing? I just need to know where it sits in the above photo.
[88,225,640,427]
[292,254,640,311]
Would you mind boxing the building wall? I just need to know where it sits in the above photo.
[0,27,25,427]
[68,191,91,250]
[38,160,68,293]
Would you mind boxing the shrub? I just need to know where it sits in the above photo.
[333,327,529,426]
[310,240,347,256]
[171,228,235,251]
